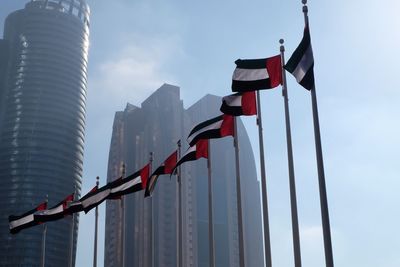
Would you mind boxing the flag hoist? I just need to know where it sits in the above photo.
[231,55,282,267]
[284,1,334,266]
[41,195,48,267]
[177,140,183,267]
[69,186,77,267]
[280,39,302,267]
[233,117,245,267]
[121,163,126,267]
[93,176,99,267]
[206,140,215,267]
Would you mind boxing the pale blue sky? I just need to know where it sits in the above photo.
[1,0,400,266]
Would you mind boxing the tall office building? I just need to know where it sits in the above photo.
[104,84,263,267]
[0,1,90,266]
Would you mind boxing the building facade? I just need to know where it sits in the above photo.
[104,84,264,267]
[0,1,90,266]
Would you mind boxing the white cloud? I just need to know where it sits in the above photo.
[89,36,180,109]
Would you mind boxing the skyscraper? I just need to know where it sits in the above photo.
[104,84,264,267]
[0,1,90,266]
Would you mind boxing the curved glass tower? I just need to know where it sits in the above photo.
[0,1,90,266]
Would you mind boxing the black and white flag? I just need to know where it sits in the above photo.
[232,55,282,92]
[284,26,315,90]
[187,115,234,147]
[9,202,47,234]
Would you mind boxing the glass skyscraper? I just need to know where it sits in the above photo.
[104,84,264,267]
[0,1,90,266]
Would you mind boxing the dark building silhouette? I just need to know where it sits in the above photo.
[104,84,263,267]
[0,1,90,266]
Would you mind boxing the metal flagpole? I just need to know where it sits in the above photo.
[233,117,245,267]
[177,140,183,267]
[69,185,77,267]
[41,195,48,267]
[93,176,99,267]
[149,152,154,267]
[302,1,334,266]
[121,163,126,267]
[256,90,273,267]
[207,140,215,267]
[280,39,302,267]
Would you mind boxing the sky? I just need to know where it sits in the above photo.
[1,0,400,266]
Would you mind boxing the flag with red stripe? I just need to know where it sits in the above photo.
[9,202,47,234]
[145,150,177,197]
[232,55,282,92]
[35,194,74,223]
[172,139,208,174]
[108,164,150,199]
[187,115,234,147]
[220,91,257,116]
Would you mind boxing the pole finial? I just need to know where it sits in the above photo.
[149,152,153,163]
[177,139,181,147]
[302,0,308,15]
[279,39,285,52]
[96,176,99,186]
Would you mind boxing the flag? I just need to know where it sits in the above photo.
[9,202,47,234]
[145,150,178,197]
[81,184,111,214]
[65,186,97,214]
[187,114,234,147]
[108,164,150,199]
[220,91,257,116]
[284,26,314,90]
[232,55,282,92]
[35,194,74,223]
[172,139,208,173]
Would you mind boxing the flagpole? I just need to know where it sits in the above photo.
[41,195,48,267]
[256,90,273,267]
[93,176,99,267]
[207,140,215,267]
[234,117,245,267]
[69,185,77,267]
[302,1,334,267]
[280,39,302,267]
[121,163,126,267]
[177,140,182,267]
[149,152,154,267]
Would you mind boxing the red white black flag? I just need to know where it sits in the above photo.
[108,164,150,199]
[232,55,282,92]
[220,91,257,116]
[9,202,47,234]
[145,150,177,197]
[35,194,74,223]
[65,186,97,214]
[187,115,234,147]
[81,184,111,214]
[172,139,208,173]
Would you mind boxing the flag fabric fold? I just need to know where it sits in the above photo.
[81,184,111,214]
[220,91,257,116]
[145,150,177,197]
[172,139,209,173]
[187,114,234,147]
[35,194,74,223]
[65,186,97,214]
[232,55,282,92]
[108,164,150,199]
[284,26,314,90]
[9,202,47,234]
